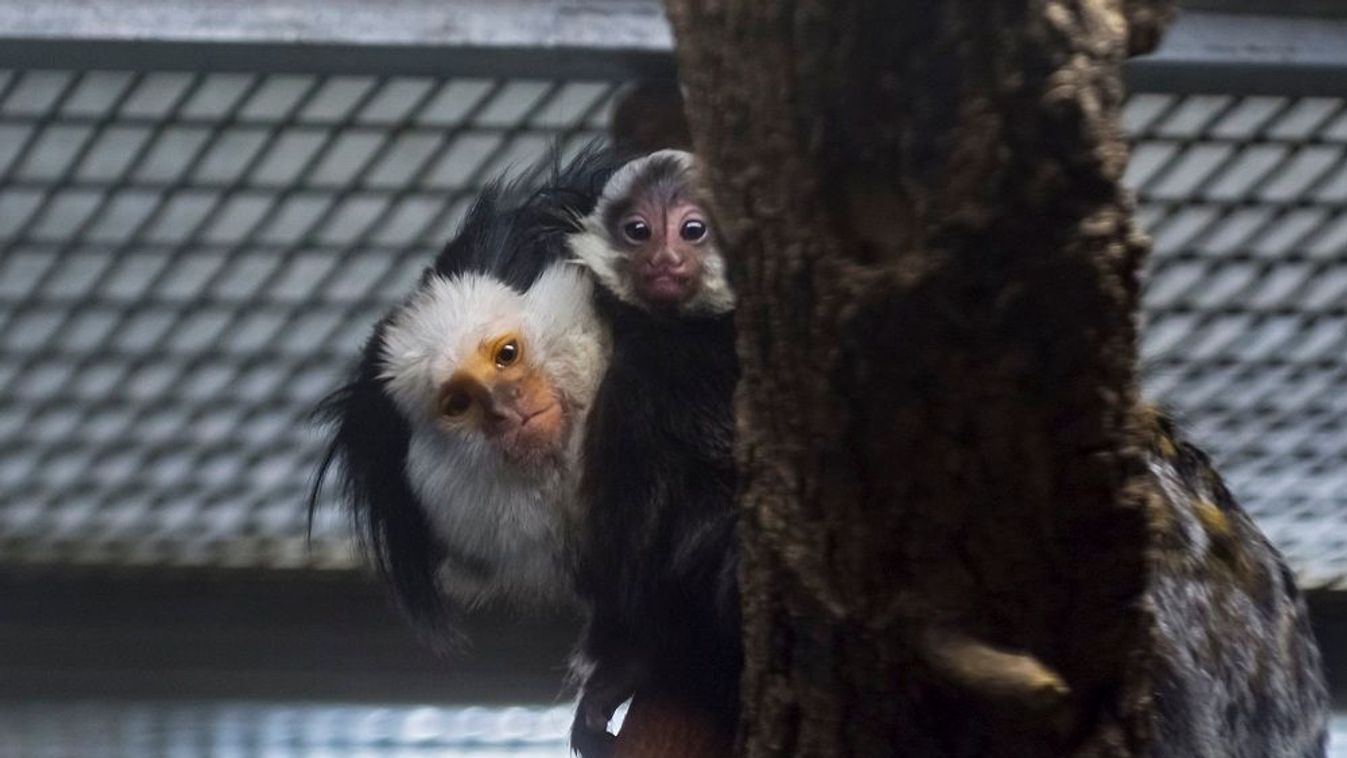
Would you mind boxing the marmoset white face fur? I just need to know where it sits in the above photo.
[378,264,609,606]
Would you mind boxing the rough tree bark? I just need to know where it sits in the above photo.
[662,1,1174,756]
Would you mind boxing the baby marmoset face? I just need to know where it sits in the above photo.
[571,149,735,318]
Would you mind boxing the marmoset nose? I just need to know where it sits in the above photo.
[648,245,685,270]
[490,380,525,408]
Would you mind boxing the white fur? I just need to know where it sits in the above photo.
[380,273,521,420]
[570,149,735,317]
[379,265,609,607]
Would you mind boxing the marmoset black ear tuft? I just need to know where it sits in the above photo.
[309,314,458,639]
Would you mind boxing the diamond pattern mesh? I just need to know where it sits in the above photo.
[1,71,1345,584]
[0,70,616,569]
[1129,93,1347,587]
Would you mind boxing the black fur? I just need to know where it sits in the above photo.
[430,148,619,290]
[571,285,742,754]
[308,145,624,634]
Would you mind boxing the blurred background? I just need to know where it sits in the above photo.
[2,0,1347,755]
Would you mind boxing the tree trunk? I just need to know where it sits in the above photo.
[664,1,1174,756]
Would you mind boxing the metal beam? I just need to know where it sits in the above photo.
[1182,0,1347,16]
[1130,11,1347,94]
[0,0,676,79]
[0,0,673,50]
[0,39,678,79]
[1,5,1346,95]
[0,567,580,704]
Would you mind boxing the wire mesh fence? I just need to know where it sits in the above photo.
[1129,92,1347,586]
[0,70,618,569]
[0,703,577,758]
[1,69,1345,585]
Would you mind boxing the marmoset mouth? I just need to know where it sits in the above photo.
[519,403,559,429]
[639,270,698,304]
[498,402,565,465]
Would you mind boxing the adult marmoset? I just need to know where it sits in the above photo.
[311,148,620,630]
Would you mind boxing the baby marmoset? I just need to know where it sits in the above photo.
[568,150,741,756]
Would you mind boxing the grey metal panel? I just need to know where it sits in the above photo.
[1130,12,1347,94]
[0,40,680,80]
[0,0,676,79]
[0,0,673,50]
[1152,11,1347,68]
[1183,0,1347,16]
[1,6,1346,93]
